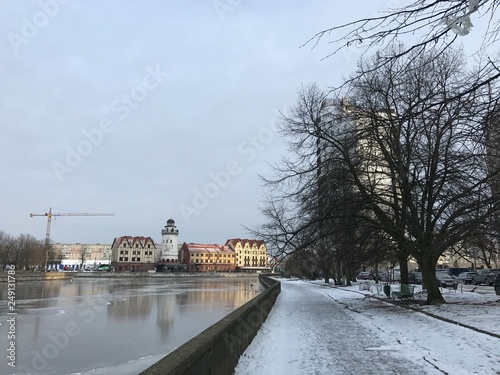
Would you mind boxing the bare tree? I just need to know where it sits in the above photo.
[251,84,391,284]
[321,45,500,304]
[79,246,88,269]
[0,231,15,270]
[306,0,500,111]
[307,1,499,61]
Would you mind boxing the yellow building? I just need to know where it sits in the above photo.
[225,239,269,272]
[180,243,235,272]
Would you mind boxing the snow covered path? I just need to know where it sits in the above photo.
[234,279,500,375]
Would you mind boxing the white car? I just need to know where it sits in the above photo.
[436,272,454,287]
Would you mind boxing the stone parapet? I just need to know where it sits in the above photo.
[140,274,281,375]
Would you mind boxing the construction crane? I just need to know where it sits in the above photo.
[30,207,114,270]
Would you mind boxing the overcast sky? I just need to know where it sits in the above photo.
[1,1,495,246]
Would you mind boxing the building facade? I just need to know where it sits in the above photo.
[180,243,236,272]
[111,236,156,272]
[160,219,179,263]
[51,243,111,270]
[225,239,269,272]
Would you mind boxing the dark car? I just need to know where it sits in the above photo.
[456,271,477,285]
[444,268,471,279]
[369,271,388,282]
[357,271,370,280]
[408,272,423,284]
[495,273,500,296]
[472,269,500,286]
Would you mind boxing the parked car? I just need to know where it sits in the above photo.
[408,271,423,284]
[456,271,477,285]
[495,273,500,296]
[369,271,388,282]
[443,267,471,279]
[436,272,455,287]
[472,269,500,286]
[357,271,370,280]
[97,265,111,272]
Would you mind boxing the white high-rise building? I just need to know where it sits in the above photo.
[160,219,179,263]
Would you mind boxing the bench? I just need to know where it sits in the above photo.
[391,284,415,300]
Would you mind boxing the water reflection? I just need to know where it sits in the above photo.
[0,276,260,375]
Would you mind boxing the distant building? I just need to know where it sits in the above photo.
[111,236,156,272]
[159,219,179,263]
[181,243,236,272]
[52,243,111,269]
[225,239,269,272]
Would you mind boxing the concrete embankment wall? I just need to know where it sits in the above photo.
[0,272,73,282]
[0,271,264,282]
[140,274,281,375]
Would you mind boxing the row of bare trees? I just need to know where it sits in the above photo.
[253,1,500,305]
[253,44,500,304]
[0,230,61,271]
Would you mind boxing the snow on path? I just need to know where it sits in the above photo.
[234,279,500,375]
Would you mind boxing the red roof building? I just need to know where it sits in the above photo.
[180,243,236,272]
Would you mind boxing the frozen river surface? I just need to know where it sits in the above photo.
[0,275,260,375]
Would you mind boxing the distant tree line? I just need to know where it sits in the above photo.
[0,230,60,270]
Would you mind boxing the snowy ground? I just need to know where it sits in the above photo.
[234,278,500,375]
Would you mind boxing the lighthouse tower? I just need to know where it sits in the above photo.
[161,219,179,263]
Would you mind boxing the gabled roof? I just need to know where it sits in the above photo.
[225,238,266,249]
[181,242,234,254]
[111,236,156,249]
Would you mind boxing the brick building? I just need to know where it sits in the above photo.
[180,243,236,272]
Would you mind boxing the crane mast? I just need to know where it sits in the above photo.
[30,207,114,270]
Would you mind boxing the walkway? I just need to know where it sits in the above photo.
[233,279,500,375]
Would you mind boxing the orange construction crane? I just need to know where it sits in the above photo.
[30,207,114,270]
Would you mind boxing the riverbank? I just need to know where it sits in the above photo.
[0,271,265,282]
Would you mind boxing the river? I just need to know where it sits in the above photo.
[0,275,261,375]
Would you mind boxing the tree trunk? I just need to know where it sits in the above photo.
[398,255,409,284]
[418,255,445,304]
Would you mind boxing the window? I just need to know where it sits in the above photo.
[119,257,123,261]
[132,258,136,261]
[123,244,126,247]
[137,258,140,262]
[135,244,138,248]
[125,257,128,261]
[148,244,151,248]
